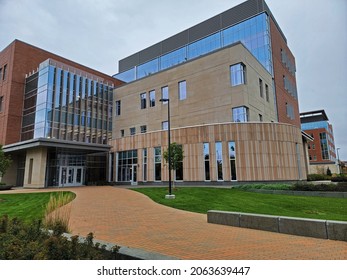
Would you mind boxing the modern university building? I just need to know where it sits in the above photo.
[0,0,311,188]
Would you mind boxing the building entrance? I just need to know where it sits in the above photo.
[59,166,84,187]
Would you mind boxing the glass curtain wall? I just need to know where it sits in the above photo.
[21,59,114,144]
[116,13,273,82]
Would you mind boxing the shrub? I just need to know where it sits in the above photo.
[292,182,347,192]
[235,184,291,190]
[307,174,331,181]
[0,215,120,260]
[331,176,347,182]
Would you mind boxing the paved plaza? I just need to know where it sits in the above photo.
[3,186,347,259]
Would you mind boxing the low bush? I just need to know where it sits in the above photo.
[292,182,347,192]
[0,215,120,260]
[307,174,331,181]
[235,184,291,191]
[331,176,347,182]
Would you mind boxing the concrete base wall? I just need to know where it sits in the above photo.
[23,147,47,189]
[207,210,347,242]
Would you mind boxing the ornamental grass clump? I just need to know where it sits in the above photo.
[44,192,74,234]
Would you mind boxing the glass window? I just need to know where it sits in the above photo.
[160,47,187,70]
[259,78,263,98]
[286,103,295,120]
[115,100,121,116]
[121,129,125,137]
[149,90,155,107]
[259,114,263,122]
[216,142,223,181]
[0,68,2,80]
[161,86,169,103]
[175,146,184,181]
[130,127,136,135]
[137,58,159,79]
[114,68,135,83]
[203,143,211,181]
[162,121,168,130]
[178,80,187,100]
[230,63,246,86]
[265,84,269,102]
[140,125,147,133]
[188,32,221,60]
[229,142,237,181]
[143,148,147,182]
[154,147,161,181]
[2,64,7,80]
[0,96,3,112]
[140,93,147,109]
[232,106,249,122]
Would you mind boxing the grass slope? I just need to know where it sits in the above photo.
[133,187,347,221]
[0,192,75,222]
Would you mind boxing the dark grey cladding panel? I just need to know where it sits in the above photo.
[188,15,221,42]
[162,30,189,54]
[221,0,263,28]
[119,53,139,72]
[139,42,162,65]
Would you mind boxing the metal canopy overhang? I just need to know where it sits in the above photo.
[3,138,111,153]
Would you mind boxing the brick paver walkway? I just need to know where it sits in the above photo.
[4,186,347,259]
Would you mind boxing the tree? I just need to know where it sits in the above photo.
[163,142,184,175]
[0,145,12,179]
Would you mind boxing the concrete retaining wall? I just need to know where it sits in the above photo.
[207,210,347,242]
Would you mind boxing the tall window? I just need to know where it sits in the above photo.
[162,121,168,130]
[232,106,249,122]
[154,147,161,181]
[2,64,7,80]
[265,84,269,102]
[140,93,147,109]
[230,63,246,86]
[175,144,184,181]
[203,143,211,181]
[117,150,138,182]
[216,142,223,181]
[259,114,263,122]
[149,90,155,107]
[178,80,187,100]
[0,96,3,112]
[143,148,147,182]
[286,103,295,120]
[115,100,121,116]
[161,86,169,103]
[319,133,329,160]
[229,142,237,181]
[259,78,263,98]
[0,68,2,81]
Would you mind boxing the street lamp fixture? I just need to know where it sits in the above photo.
[159,98,175,199]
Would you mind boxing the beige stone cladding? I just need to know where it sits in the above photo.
[113,42,277,139]
[110,122,307,183]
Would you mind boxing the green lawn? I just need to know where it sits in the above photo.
[0,192,75,223]
[133,187,347,221]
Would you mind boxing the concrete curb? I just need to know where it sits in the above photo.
[207,210,347,242]
[62,233,180,260]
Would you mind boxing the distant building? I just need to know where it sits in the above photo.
[300,110,338,174]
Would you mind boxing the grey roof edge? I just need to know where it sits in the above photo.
[3,138,111,153]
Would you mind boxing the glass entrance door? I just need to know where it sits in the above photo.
[59,166,84,187]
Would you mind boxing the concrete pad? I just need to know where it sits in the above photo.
[279,217,327,239]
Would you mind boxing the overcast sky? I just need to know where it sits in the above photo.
[1,0,346,160]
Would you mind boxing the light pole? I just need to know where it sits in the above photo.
[159,98,174,199]
[336,148,341,175]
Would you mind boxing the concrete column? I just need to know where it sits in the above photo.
[23,147,47,189]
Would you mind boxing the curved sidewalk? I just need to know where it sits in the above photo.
[4,186,347,259]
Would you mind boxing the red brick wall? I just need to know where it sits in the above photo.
[270,18,301,128]
[0,40,123,145]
